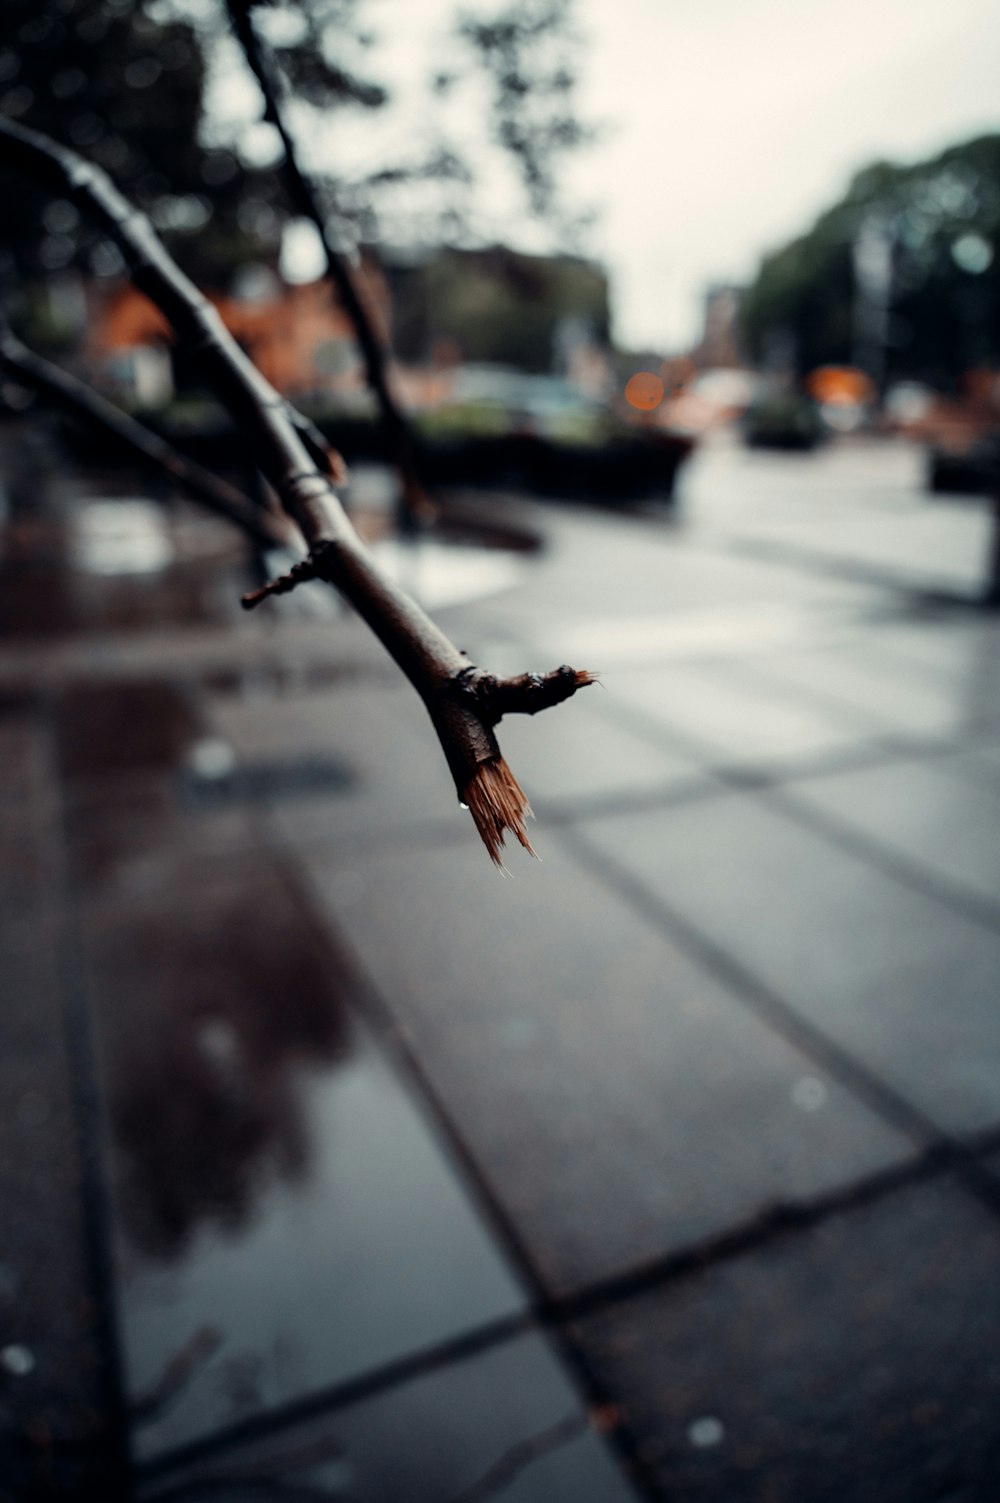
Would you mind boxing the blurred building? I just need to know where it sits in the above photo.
[84,260,392,404]
[690,282,746,370]
[82,245,613,406]
[381,245,612,379]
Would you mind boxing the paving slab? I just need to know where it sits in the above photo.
[602,661,876,773]
[571,1175,1000,1502]
[781,755,1000,916]
[205,678,463,851]
[304,837,913,1297]
[55,679,205,784]
[942,741,1000,796]
[577,796,1000,1135]
[741,641,991,738]
[471,501,885,648]
[0,913,114,1498]
[77,861,525,1464]
[134,1330,639,1503]
[0,703,114,1497]
[0,701,51,805]
[867,617,1000,702]
[488,693,708,813]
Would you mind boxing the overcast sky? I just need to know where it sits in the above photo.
[567,0,1000,349]
[239,0,1000,352]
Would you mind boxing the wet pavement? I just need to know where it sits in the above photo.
[4,427,1000,1500]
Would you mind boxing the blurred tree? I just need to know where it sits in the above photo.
[2,0,589,303]
[388,244,608,370]
[2,0,282,289]
[455,0,586,219]
[741,134,1000,390]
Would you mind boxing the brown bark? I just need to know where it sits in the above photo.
[0,118,594,863]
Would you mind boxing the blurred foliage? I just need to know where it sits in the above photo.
[389,245,608,370]
[418,398,603,445]
[456,0,587,216]
[742,392,822,451]
[1,0,380,287]
[1,0,589,299]
[742,134,1000,388]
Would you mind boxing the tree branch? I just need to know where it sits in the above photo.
[447,1411,588,1503]
[225,0,432,523]
[0,319,287,550]
[0,118,594,864]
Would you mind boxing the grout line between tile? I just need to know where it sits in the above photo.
[758,783,1000,936]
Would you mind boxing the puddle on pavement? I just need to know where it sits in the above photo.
[179,748,357,806]
[56,680,204,783]
[1,484,534,637]
[76,859,524,1462]
[0,498,248,636]
[6,461,579,1477]
[365,536,527,610]
[70,499,175,576]
[134,1331,637,1503]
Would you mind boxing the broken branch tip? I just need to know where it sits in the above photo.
[464,757,536,868]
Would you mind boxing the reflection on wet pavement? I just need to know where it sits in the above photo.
[71,501,175,577]
[77,853,526,1462]
[0,492,251,637]
[20,435,1000,1499]
[0,462,617,1493]
[57,680,204,783]
[136,1331,636,1503]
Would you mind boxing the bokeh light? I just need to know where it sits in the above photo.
[624,371,664,411]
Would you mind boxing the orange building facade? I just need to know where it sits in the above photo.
[85,267,392,399]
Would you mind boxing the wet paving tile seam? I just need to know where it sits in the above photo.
[571,688,992,801]
[131,1101,1000,1495]
[732,649,1000,741]
[557,822,973,1155]
[236,771,729,874]
[576,670,910,787]
[258,830,1000,1500]
[53,768,652,1499]
[545,1142,962,1326]
[132,1309,536,1488]
[48,951,132,1499]
[49,693,137,1445]
[11,700,133,1499]
[757,785,1000,937]
[718,532,994,610]
[261,842,666,1502]
[508,736,981,858]
[537,1107,1000,1323]
[254,788,709,866]
[572,1170,1000,1503]
[133,1327,642,1503]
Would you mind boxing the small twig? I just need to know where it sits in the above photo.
[131,1326,224,1425]
[285,403,349,487]
[460,664,599,722]
[241,552,322,609]
[447,1411,588,1503]
[140,1431,345,1503]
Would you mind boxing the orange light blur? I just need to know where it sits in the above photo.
[625,372,664,411]
[806,366,874,405]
